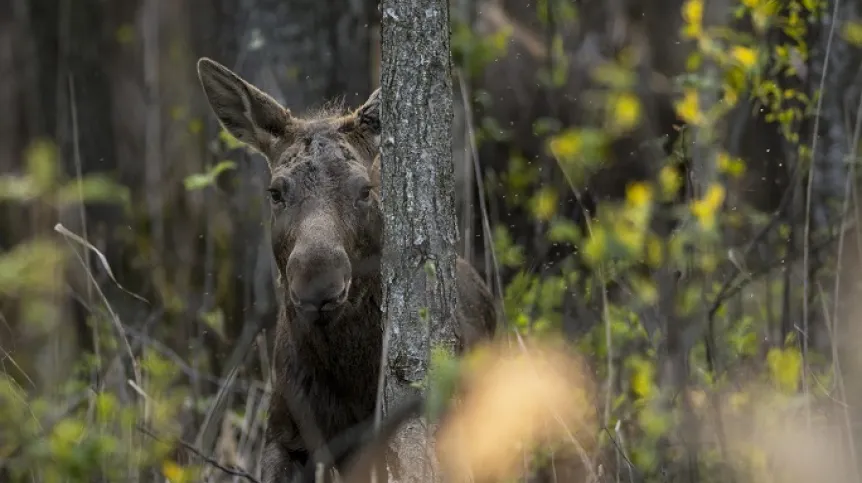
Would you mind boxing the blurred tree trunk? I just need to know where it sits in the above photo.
[378,0,459,481]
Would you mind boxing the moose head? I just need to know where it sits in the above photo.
[197,58,383,325]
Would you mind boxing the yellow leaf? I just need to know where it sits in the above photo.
[630,358,655,399]
[163,461,189,483]
[686,52,703,71]
[610,92,641,131]
[658,165,682,199]
[615,217,645,255]
[646,236,663,267]
[548,130,583,160]
[717,152,746,177]
[530,188,558,222]
[723,85,739,107]
[691,183,726,230]
[842,21,862,46]
[675,89,704,125]
[583,227,606,265]
[766,347,802,393]
[632,276,658,304]
[681,0,704,39]
[625,182,652,208]
[730,45,758,69]
[704,183,725,208]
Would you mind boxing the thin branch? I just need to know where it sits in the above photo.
[456,68,506,319]
[710,226,851,315]
[137,424,261,483]
[54,223,143,388]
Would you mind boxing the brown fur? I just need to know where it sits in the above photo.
[196,57,497,483]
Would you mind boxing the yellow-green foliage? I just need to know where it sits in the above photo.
[0,138,130,208]
[454,0,839,479]
[0,141,199,482]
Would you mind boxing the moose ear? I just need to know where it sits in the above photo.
[353,88,381,146]
[196,57,292,156]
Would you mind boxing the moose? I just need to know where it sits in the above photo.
[196,57,498,483]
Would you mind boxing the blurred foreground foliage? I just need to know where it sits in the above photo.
[0,140,203,482]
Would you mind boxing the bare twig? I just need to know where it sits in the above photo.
[137,424,261,483]
[54,223,150,305]
[54,223,143,388]
[710,226,851,313]
[456,67,507,318]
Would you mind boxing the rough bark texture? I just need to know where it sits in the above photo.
[379,0,458,480]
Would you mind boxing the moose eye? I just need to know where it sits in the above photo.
[358,186,372,203]
[267,188,284,204]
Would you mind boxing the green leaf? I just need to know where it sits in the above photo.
[200,308,226,341]
[0,176,38,201]
[55,175,130,206]
[210,160,237,176]
[423,260,437,278]
[25,139,59,192]
[218,129,244,150]
[492,225,525,268]
[183,160,236,191]
[548,219,582,244]
[0,239,67,295]
[426,345,461,422]
[183,174,213,191]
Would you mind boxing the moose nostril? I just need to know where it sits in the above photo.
[291,279,350,313]
[319,281,350,312]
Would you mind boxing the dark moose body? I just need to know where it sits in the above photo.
[196,57,497,483]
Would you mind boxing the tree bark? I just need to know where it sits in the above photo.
[379,0,459,480]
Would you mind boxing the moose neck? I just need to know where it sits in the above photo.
[283,267,384,377]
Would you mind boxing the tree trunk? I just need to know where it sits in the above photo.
[379,0,459,480]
